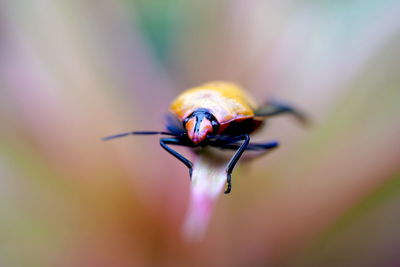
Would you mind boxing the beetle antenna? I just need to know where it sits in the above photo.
[102,131,178,141]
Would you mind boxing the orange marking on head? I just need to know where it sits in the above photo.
[185,117,213,145]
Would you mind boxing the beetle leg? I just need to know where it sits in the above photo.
[208,135,245,148]
[220,141,279,151]
[254,101,309,125]
[160,138,194,178]
[224,134,250,194]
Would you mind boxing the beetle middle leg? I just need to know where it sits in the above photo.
[220,140,279,151]
[160,138,194,178]
[221,141,279,162]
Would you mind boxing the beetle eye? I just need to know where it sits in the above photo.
[210,120,219,133]
[183,117,190,126]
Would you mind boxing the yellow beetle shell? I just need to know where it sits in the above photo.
[169,81,258,125]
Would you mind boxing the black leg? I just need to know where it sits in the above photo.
[160,138,193,178]
[254,101,308,125]
[208,135,247,148]
[224,134,250,194]
[220,141,279,151]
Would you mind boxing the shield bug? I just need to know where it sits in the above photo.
[103,81,307,194]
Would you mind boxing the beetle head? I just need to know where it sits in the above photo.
[184,109,219,145]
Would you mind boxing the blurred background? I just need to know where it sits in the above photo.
[1,0,400,266]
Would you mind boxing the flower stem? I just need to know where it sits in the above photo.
[181,149,228,242]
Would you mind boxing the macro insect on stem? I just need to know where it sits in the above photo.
[103,81,307,194]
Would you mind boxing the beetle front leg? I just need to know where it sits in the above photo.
[160,138,193,179]
[224,134,250,194]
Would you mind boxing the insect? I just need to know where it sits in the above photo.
[103,81,307,194]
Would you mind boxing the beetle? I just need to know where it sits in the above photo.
[103,81,307,194]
